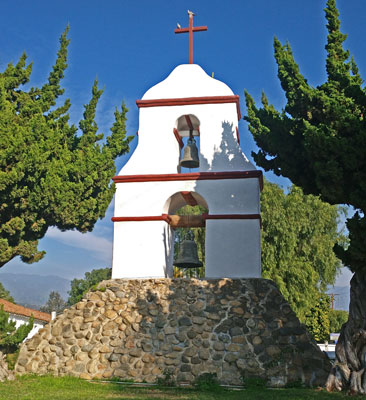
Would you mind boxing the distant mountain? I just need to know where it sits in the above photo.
[0,273,70,308]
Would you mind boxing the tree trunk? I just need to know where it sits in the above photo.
[326,270,366,394]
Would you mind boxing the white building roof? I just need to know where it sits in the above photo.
[142,64,234,100]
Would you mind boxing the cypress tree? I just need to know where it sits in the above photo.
[245,0,366,392]
[0,27,132,268]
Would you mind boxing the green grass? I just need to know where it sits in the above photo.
[0,375,362,400]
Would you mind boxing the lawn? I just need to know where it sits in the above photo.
[0,376,362,400]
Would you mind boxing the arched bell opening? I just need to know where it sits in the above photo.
[174,114,201,173]
[162,191,208,278]
[173,204,207,278]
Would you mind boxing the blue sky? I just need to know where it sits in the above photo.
[0,0,360,287]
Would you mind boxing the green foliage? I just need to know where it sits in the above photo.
[40,291,66,314]
[285,380,305,389]
[0,27,132,269]
[0,374,350,399]
[245,0,366,274]
[0,282,14,303]
[261,180,343,321]
[67,267,111,305]
[242,377,267,389]
[174,205,207,278]
[155,369,176,387]
[329,309,348,333]
[304,296,331,342]
[0,305,33,353]
[5,349,19,370]
[194,373,221,391]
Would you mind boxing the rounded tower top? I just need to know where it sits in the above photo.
[142,64,234,100]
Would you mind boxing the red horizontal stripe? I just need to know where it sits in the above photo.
[113,170,261,182]
[204,213,261,221]
[112,215,168,222]
[112,213,261,223]
[136,95,241,120]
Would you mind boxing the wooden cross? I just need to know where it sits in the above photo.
[174,11,207,64]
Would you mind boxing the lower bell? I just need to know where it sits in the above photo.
[180,137,199,169]
[174,232,203,269]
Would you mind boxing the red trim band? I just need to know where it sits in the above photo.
[203,213,260,221]
[236,127,240,145]
[113,170,263,191]
[173,128,184,148]
[136,95,241,120]
[112,213,261,223]
[185,115,194,131]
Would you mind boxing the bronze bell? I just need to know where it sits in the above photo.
[180,137,199,169]
[174,232,203,269]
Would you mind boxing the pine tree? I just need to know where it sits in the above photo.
[245,0,366,392]
[0,306,33,353]
[0,27,132,268]
[0,283,14,303]
[40,291,66,314]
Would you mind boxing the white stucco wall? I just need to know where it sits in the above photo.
[112,177,261,279]
[120,65,255,176]
[112,63,261,279]
[8,314,47,340]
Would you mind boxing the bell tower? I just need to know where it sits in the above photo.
[111,13,262,279]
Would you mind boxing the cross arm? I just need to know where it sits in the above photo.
[174,26,208,34]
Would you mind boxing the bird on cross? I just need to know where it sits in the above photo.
[174,10,207,64]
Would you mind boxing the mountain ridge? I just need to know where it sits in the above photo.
[0,273,70,308]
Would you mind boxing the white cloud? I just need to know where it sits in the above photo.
[46,227,112,261]
[334,267,353,287]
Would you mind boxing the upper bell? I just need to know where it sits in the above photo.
[174,232,203,269]
[180,137,199,169]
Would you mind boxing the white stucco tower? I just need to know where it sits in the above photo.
[112,13,262,279]
[111,63,263,279]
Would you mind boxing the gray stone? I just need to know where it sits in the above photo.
[180,364,191,372]
[187,329,197,339]
[178,317,192,327]
[129,349,142,357]
[14,278,331,388]
[213,341,225,351]
[224,353,238,363]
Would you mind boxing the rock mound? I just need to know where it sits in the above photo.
[15,278,330,386]
[0,352,15,382]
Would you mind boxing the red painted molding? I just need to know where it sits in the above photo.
[136,95,241,120]
[113,170,263,191]
[180,191,198,206]
[203,213,260,221]
[173,128,184,148]
[184,115,194,131]
[112,216,167,222]
[112,213,261,227]
[236,127,240,145]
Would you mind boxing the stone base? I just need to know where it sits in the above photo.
[15,278,330,386]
